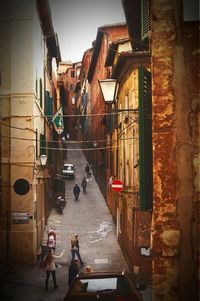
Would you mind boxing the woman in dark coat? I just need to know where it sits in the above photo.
[81,177,87,193]
[73,184,81,200]
[68,259,79,286]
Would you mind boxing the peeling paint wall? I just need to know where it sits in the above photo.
[152,1,199,300]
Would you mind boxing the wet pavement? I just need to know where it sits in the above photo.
[1,146,152,300]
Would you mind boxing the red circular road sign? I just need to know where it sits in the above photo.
[111,179,123,192]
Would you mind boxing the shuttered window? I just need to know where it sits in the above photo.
[45,91,53,119]
[141,0,151,42]
[138,66,152,210]
[39,78,43,109]
[40,134,46,156]
[36,129,38,160]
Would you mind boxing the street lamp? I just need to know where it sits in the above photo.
[98,79,119,103]
[40,154,47,166]
[34,154,47,177]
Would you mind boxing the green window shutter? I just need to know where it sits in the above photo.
[141,0,151,42]
[36,79,38,95]
[138,66,152,210]
[40,78,43,109]
[36,129,38,159]
[40,134,46,155]
[45,91,53,119]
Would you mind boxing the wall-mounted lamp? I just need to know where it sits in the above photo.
[99,78,138,117]
[40,154,47,166]
[98,79,119,104]
[34,154,47,178]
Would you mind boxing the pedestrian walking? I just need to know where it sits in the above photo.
[85,163,90,177]
[73,184,81,200]
[48,228,56,240]
[71,234,79,250]
[109,176,113,188]
[42,248,64,291]
[81,177,87,193]
[89,164,93,175]
[68,258,79,286]
[47,231,56,250]
[71,234,84,266]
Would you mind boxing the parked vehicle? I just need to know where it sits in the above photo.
[62,163,75,179]
[64,271,142,301]
[55,196,66,214]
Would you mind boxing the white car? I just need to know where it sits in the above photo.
[61,163,75,179]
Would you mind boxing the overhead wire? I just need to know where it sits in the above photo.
[0,110,138,118]
[1,134,137,145]
[37,142,137,151]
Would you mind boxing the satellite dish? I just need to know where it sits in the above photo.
[14,178,30,195]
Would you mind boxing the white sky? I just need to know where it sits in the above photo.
[49,0,126,62]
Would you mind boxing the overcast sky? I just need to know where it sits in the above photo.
[49,0,125,62]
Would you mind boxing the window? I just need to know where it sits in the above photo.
[35,129,38,159]
[45,91,52,119]
[70,84,74,91]
[35,78,38,95]
[39,78,43,108]
[72,97,75,105]
[40,134,46,156]
[122,0,149,51]
[138,66,152,210]
[71,70,75,77]
[141,0,151,42]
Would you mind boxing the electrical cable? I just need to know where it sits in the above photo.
[0,110,138,118]
[38,143,136,151]
[1,134,137,145]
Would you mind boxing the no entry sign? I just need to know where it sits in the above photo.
[111,179,123,192]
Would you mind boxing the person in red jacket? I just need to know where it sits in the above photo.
[47,229,56,250]
[42,248,64,291]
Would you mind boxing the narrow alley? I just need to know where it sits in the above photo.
[1,146,134,301]
[1,1,199,301]
[56,144,128,272]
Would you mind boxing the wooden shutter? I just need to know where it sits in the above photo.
[138,66,152,211]
[122,0,149,51]
[36,129,38,160]
[40,134,46,155]
[141,0,151,42]
[39,78,43,108]
[45,91,52,119]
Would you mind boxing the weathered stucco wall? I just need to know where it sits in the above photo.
[0,0,49,264]
[152,1,199,300]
